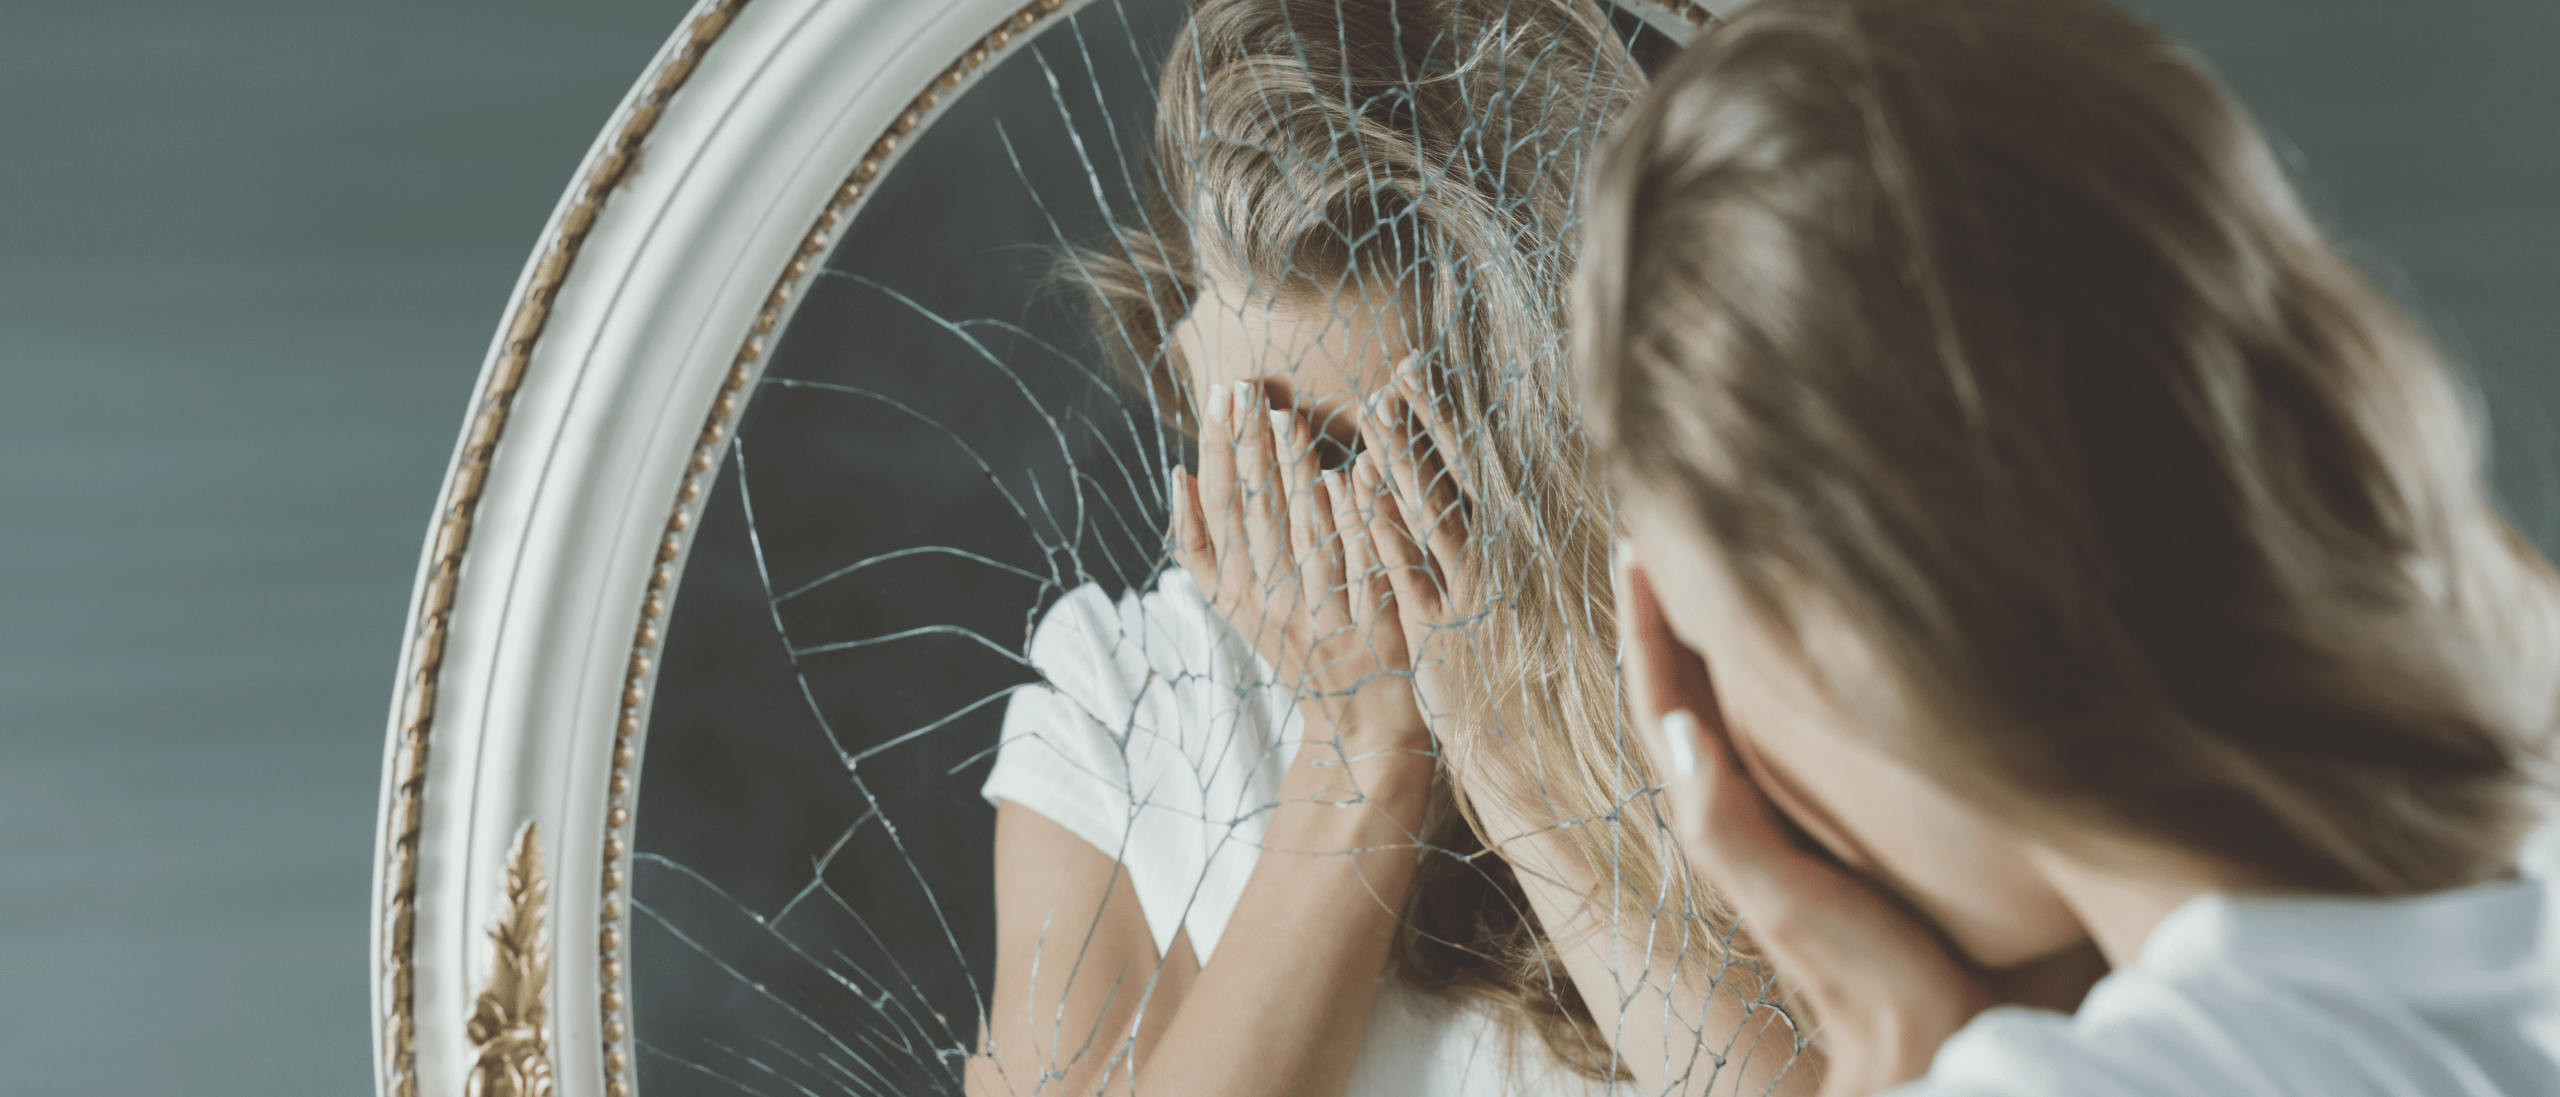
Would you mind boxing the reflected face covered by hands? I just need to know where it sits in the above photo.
[1165,267,1410,458]
[1157,262,1488,733]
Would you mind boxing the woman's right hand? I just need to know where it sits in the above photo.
[1616,548,1989,1097]
[1106,380,1432,1097]
[1173,380,1434,787]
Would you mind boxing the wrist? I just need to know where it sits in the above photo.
[1288,712,1433,768]
[1290,694,1432,764]
[1282,720,1433,825]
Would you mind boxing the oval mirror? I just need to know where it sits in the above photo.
[371,4,1768,1097]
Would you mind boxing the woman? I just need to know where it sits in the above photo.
[1583,1,2560,1094]
[968,1,1806,1095]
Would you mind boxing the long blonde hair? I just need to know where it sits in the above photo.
[1584,0,2560,893]
[1076,0,1719,1076]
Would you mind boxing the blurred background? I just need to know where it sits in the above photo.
[0,1,2549,1093]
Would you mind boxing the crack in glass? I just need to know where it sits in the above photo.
[629,4,1800,1095]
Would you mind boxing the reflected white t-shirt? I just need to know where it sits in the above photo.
[981,570,1619,1097]
[1893,868,2560,1097]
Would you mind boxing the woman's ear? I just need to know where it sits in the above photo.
[1614,539,1727,783]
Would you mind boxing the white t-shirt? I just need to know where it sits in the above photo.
[1894,872,2560,1097]
[982,570,1621,1097]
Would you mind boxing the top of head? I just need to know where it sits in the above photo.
[1581,0,2559,896]
[1086,0,1645,441]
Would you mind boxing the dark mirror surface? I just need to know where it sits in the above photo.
[633,4,1190,1093]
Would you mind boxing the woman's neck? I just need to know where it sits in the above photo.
[2027,844,2215,969]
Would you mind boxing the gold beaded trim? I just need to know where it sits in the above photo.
[379,4,751,1097]
[592,2,1073,1095]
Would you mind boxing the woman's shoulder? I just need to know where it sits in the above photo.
[1026,568,1222,658]
[1902,879,2560,1097]
[1909,980,2477,1097]
[1024,570,1248,708]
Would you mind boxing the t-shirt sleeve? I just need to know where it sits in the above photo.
[1879,1009,2092,1097]
[981,583,1141,860]
[1882,996,2266,1097]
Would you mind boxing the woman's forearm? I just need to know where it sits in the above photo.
[1126,742,1433,1097]
[973,741,1429,1097]
[1474,788,1809,1097]
[971,804,1198,1097]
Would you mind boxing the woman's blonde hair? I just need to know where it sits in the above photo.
[1076,0,1721,1077]
[1583,0,2560,894]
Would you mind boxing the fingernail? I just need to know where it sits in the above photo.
[1614,536,1635,570]
[1268,409,1291,444]
[1661,710,1699,779]
[1168,466,1184,503]
[1206,384,1229,423]
[1234,380,1256,412]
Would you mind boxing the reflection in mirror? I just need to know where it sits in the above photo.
[630,3,1789,1096]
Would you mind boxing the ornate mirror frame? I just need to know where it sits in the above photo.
[370,1,1725,1094]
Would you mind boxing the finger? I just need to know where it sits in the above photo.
[1656,709,1797,904]
[1620,547,1919,949]
[1668,706,1995,1080]
[1341,462,1418,712]
[1617,554,1990,1057]
[1301,469,1347,635]
[1381,362,1463,533]
[1356,384,1426,538]
[1659,703,1973,1015]
[1331,464,1388,631]
[1396,356,1465,474]
[1278,408,1322,569]
[1396,365,1471,595]
[1363,377,1465,600]
[1199,381,1252,608]
[1170,467,1214,583]
[1657,706,1823,965]
[1238,388,1289,592]
[1165,461,1185,553]
[1357,451,1440,622]
[1338,461,1413,666]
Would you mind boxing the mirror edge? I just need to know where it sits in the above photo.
[367,0,1097,1093]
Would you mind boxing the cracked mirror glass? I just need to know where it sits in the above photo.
[628,4,1805,1095]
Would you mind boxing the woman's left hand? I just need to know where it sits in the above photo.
[1174,380,1432,788]
[1615,548,1992,1097]
[1359,360,1594,838]
[1352,359,1477,730]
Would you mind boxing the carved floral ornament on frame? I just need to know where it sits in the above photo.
[370,3,1784,1097]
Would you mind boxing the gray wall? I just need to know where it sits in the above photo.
[0,3,696,1092]
[0,1,2547,1094]
[2134,1,2560,540]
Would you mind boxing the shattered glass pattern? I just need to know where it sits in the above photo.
[627,4,1793,1095]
